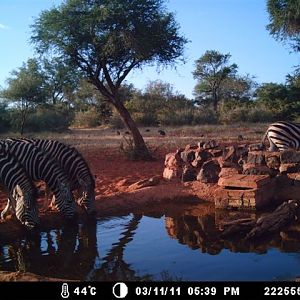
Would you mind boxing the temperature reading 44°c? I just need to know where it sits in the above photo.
[74,286,97,296]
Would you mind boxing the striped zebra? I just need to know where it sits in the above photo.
[0,150,39,229]
[0,140,76,219]
[261,121,300,151]
[7,138,95,214]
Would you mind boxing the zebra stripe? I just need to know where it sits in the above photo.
[0,140,76,219]
[0,151,39,228]
[262,121,300,151]
[9,138,95,214]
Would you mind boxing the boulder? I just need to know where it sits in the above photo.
[197,159,221,183]
[181,165,197,182]
[242,163,277,176]
[202,139,218,150]
[247,151,266,165]
[180,150,196,164]
[164,151,183,169]
[279,163,300,174]
[265,152,281,170]
[280,150,300,164]
[219,167,241,178]
[248,143,264,151]
[163,168,181,180]
[208,149,223,157]
[184,144,198,151]
[191,150,212,168]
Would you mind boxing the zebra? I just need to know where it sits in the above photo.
[261,121,300,151]
[0,150,39,229]
[0,140,76,219]
[7,138,95,215]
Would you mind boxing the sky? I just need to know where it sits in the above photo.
[0,0,299,99]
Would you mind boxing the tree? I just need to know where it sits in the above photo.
[255,82,300,119]
[193,50,238,111]
[267,0,300,51]
[31,0,187,159]
[42,57,80,105]
[0,59,47,134]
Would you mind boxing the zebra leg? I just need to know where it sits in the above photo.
[49,195,56,210]
[41,184,52,212]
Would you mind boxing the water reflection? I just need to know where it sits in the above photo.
[165,210,300,255]
[1,205,300,280]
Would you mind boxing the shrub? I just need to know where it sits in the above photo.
[72,108,101,128]
[109,111,125,129]
[26,106,73,132]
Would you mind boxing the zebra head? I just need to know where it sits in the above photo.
[57,182,76,219]
[12,185,39,230]
[77,178,95,215]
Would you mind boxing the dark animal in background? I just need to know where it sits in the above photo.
[145,129,150,132]
[238,135,243,141]
[125,131,130,135]
[116,130,121,135]
[158,130,166,136]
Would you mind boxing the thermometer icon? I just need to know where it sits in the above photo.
[61,283,70,299]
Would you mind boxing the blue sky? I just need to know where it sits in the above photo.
[0,0,299,98]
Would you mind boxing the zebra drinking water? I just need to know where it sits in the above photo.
[0,140,76,219]
[262,121,300,151]
[0,149,39,229]
[7,138,95,214]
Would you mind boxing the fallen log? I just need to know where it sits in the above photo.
[219,200,299,240]
[246,200,299,240]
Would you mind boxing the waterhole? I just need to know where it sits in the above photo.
[1,204,300,281]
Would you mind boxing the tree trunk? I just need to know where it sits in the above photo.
[114,100,153,160]
[20,110,27,136]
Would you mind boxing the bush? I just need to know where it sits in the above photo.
[131,112,158,126]
[109,111,125,129]
[192,107,218,124]
[72,108,101,128]
[25,106,73,132]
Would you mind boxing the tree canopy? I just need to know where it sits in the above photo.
[31,0,187,159]
[267,0,300,51]
[192,50,239,110]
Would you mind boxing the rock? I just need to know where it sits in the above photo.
[223,145,238,163]
[184,144,198,151]
[280,150,300,164]
[202,140,218,149]
[247,151,266,165]
[279,163,300,174]
[180,150,196,164]
[287,173,300,187]
[265,152,281,169]
[218,174,271,189]
[197,160,221,183]
[248,143,264,151]
[181,165,197,182]
[164,151,183,169]
[242,164,277,176]
[219,167,241,178]
[191,150,212,168]
[163,168,181,180]
[208,149,223,157]
[128,176,161,190]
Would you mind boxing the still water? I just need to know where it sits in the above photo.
[1,205,300,281]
